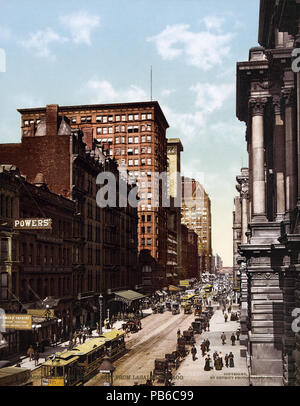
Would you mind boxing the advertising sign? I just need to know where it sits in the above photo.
[27,309,54,318]
[13,218,52,230]
[179,280,189,287]
[0,314,32,330]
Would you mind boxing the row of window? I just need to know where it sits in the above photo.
[80,113,152,123]
[98,135,152,143]
[106,146,152,156]
[127,158,152,166]
[96,124,152,134]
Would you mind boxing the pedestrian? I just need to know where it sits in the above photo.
[191,345,197,361]
[225,354,229,368]
[229,352,235,368]
[213,351,218,363]
[201,341,207,357]
[218,352,224,369]
[231,333,236,346]
[228,305,232,314]
[205,339,210,352]
[221,332,226,345]
[222,306,226,314]
[207,321,210,332]
[204,355,211,371]
[73,332,77,344]
[224,313,228,323]
[177,329,181,338]
[34,350,40,367]
[82,334,86,344]
[236,330,240,341]
[27,345,34,361]
[208,354,213,370]
[78,331,82,344]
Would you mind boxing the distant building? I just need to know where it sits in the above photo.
[181,177,212,274]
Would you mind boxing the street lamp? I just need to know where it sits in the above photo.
[98,354,115,386]
[98,294,103,335]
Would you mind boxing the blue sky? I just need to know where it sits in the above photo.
[0,0,261,266]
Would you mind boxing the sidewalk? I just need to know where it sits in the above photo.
[15,309,153,371]
[174,309,249,386]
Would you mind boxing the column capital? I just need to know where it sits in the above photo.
[249,97,269,116]
[281,88,296,108]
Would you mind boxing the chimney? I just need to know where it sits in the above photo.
[46,104,59,137]
[82,127,94,150]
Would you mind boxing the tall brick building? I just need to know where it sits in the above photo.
[181,177,212,275]
[17,102,169,290]
[0,105,139,333]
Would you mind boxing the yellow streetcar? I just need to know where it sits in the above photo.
[41,330,126,386]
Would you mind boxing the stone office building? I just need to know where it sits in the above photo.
[236,0,300,386]
[0,105,139,332]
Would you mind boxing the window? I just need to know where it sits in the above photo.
[116,115,120,121]
[72,117,76,123]
[134,148,139,154]
[128,148,133,155]
[0,239,8,262]
[147,158,152,165]
[134,159,139,166]
[121,149,125,155]
[147,125,151,131]
[122,115,126,121]
[121,126,126,132]
[147,215,152,221]
[103,116,107,123]
[141,114,146,120]
[103,128,108,135]
[128,160,133,166]
[147,135,151,142]
[128,137,133,144]
[134,126,139,133]
[97,127,102,135]
[24,120,29,126]
[81,116,86,122]
[147,238,152,246]
[115,137,119,144]
[87,116,91,122]
[109,149,113,155]
[108,115,113,122]
[141,238,145,246]
[141,147,145,154]
[141,158,145,165]
[141,136,146,142]
[147,113,152,119]
[108,127,113,134]
[128,126,133,133]
[115,126,119,133]
[96,116,102,122]
[115,148,119,154]
[141,125,146,131]
[147,226,151,233]
[134,137,139,143]
[147,147,152,153]
[134,114,139,120]
[128,114,133,121]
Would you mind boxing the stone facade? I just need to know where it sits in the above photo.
[236,0,300,386]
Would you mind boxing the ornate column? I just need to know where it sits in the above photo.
[249,98,268,221]
[272,96,286,221]
[282,88,297,213]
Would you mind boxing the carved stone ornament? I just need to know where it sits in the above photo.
[249,97,269,116]
[254,272,279,280]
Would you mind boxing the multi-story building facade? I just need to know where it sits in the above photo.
[236,0,300,386]
[0,105,139,333]
[167,138,184,280]
[180,224,198,280]
[181,177,212,275]
[17,102,169,291]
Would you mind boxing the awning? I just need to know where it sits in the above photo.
[168,285,181,292]
[113,290,145,306]
[155,291,163,296]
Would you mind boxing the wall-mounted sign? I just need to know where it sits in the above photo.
[27,309,54,318]
[13,218,52,230]
[0,314,32,330]
[179,280,190,287]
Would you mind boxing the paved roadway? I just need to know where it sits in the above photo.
[85,309,195,386]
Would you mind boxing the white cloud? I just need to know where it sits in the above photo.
[190,82,234,113]
[20,28,68,59]
[147,22,234,70]
[202,16,225,32]
[85,79,148,103]
[60,11,100,45]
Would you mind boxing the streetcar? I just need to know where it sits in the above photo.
[41,331,126,386]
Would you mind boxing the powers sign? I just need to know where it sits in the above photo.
[13,218,52,230]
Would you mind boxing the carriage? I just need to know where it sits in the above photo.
[182,330,195,345]
[165,351,181,370]
[191,320,202,334]
[176,337,189,357]
[171,302,180,315]
[153,359,172,384]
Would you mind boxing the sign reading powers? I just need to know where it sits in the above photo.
[13,218,52,230]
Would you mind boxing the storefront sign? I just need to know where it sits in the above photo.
[179,280,189,287]
[27,309,54,318]
[13,218,52,230]
[0,314,32,330]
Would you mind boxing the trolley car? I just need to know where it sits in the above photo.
[41,331,126,386]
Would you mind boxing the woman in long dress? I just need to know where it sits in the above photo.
[229,352,234,368]
[204,356,211,371]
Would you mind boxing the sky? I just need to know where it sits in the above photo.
[0,0,261,266]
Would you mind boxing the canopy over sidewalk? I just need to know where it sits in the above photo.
[111,290,145,306]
